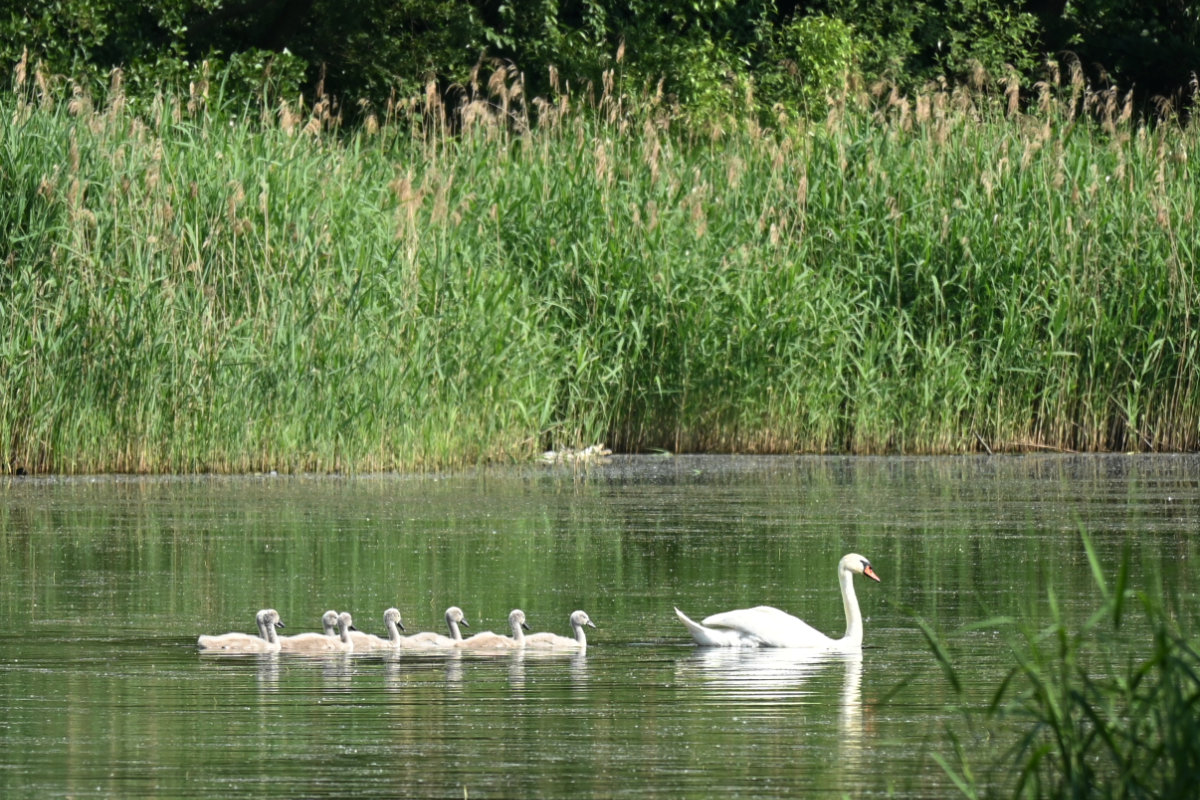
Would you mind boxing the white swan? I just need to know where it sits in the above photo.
[400,606,469,649]
[198,609,284,653]
[280,611,357,653]
[349,608,406,650]
[524,610,595,650]
[457,609,531,650]
[675,553,880,651]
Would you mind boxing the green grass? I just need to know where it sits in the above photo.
[2,67,1198,473]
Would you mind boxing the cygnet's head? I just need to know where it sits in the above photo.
[258,609,285,630]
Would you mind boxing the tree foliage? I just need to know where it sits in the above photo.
[2,0,1197,118]
[1043,0,1200,106]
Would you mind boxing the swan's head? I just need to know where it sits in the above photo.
[570,610,596,629]
[337,612,358,633]
[383,607,405,631]
[509,609,531,631]
[841,553,881,582]
[320,609,340,633]
[446,606,469,628]
[257,609,285,630]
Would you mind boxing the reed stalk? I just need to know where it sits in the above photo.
[2,64,1197,473]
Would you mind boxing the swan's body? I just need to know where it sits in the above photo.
[280,611,356,653]
[276,610,340,650]
[524,610,595,650]
[676,553,880,651]
[198,609,284,653]
[400,606,469,649]
[457,609,530,650]
[349,608,405,650]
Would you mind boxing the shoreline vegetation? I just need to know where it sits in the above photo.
[924,532,1200,799]
[2,63,1197,474]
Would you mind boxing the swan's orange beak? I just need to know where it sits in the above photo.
[863,564,881,582]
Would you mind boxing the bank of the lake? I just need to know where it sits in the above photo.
[2,72,1197,474]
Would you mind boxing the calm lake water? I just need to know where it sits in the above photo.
[1,455,1197,798]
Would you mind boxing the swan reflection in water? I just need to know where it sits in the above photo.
[256,653,281,687]
[506,649,590,689]
[678,647,859,702]
[676,647,866,779]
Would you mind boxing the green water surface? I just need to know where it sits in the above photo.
[1,455,1196,798]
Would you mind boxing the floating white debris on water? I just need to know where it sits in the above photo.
[541,444,613,464]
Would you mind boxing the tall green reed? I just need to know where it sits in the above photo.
[2,61,1198,472]
[921,531,1200,799]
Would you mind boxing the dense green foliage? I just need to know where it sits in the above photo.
[2,67,1197,473]
[924,532,1200,799]
[3,1,1197,119]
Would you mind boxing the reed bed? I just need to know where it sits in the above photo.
[2,65,1197,473]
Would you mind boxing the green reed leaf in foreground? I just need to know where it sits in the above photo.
[920,529,1200,799]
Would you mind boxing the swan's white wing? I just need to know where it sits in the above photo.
[676,607,765,647]
[400,631,454,648]
[524,632,582,649]
[700,606,834,649]
[198,632,271,652]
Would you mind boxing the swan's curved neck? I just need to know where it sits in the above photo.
[572,622,588,646]
[511,621,526,644]
[386,618,403,644]
[447,616,463,641]
[840,565,863,645]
